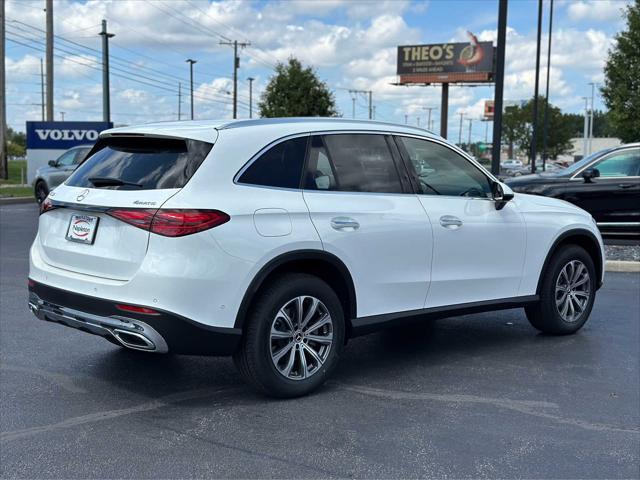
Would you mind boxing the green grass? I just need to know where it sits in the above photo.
[0,160,28,186]
[0,186,33,198]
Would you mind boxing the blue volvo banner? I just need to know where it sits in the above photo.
[26,121,113,150]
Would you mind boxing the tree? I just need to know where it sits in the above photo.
[562,110,616,138]
[501,98,573,160]
[259,58,338,118]
[601,0,640,142]
[6,128,26,158]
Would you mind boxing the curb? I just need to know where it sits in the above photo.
[605,260,640,273]
[0,196,35,205]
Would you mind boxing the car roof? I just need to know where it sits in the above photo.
[101,118,440,143]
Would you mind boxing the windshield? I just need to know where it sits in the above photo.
[561,149,613,176]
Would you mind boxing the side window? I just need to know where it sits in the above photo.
[398,137,493,198]
[238,136,308,189]
[56,150,77,167]
[305,134,403,193]
[594,150,640,177]
[73,148,91,165]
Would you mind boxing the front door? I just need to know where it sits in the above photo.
[302,133,433,319]
[395,135,526,308]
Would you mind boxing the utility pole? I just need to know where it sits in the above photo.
[351,96,356,119]
[220,40,250,119]
[467,118,473,150]
[531,0,543,173]
[422,107,436,131]
[372,105,376,120]
[45,0,53,121]
[491,0,508,175]
[458,112,465,147]
[348,89,372,119]
[588,82,596,155]
[368,91,373,119]
[542,0,554,172]
[484,120,489,143]
[404,114,408,125]
[99,19,114,123]
[186,59,196,120]
[60,111,65,121]
[582,96,589,158]
[0,0,7,180]
[40,58,45,120]
[247,77,254,118]
[177,82,181,120]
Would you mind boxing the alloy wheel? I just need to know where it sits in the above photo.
[269,295,333,380]
[555,260,591,323]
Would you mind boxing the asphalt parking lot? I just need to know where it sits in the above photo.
[1,203,639,479]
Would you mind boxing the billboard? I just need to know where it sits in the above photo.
[484,100,495,120]
[26,121,112,183]
[397,33,494,84]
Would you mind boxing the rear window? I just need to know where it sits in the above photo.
[66,136,212,190]
[238,136,308,189]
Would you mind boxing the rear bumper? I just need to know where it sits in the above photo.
[28,280,242,356]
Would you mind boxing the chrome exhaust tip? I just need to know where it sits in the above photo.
[112,329,157,351]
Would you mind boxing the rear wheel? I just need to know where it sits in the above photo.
[526,245,596,335]
[234,273,345,398]
[35,181,49,204]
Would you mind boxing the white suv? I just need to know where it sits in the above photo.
[29,118,604,397]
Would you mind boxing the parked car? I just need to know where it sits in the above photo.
[501,159,523,169]
[29,118,604,397]
[507,144,640,238]
[32,145,92,203]
[510,160,564,177]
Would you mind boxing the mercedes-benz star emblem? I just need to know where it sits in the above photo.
[76,189,90,202]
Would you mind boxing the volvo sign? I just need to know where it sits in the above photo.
[26,121,112,183]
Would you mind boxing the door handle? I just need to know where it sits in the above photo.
[618,184,636,189]
[439,215,463,229]
[330,217,360,231]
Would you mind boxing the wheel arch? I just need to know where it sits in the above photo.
[234,250,357,336]
[537,228,604,294]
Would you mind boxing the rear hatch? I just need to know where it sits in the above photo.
[37,135,214,280]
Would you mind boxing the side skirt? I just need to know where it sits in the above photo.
[350,295,540,337]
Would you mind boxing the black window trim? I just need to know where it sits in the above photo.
[392,133,499,200]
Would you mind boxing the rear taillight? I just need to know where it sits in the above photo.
[107,209,230,237]
[40,197,58,215]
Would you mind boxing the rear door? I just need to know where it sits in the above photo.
[395,135,526,307]
[302,133,433,318]
[37,135,213,280]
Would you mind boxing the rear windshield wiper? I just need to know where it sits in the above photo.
[89,177,143,188]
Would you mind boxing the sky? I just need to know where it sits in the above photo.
[4,0,632,143]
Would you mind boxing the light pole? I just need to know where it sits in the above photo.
[588,82,596,155]
[60,111,65,121]
[582,96,589,158]
[186,59,197,120]
[531,0,543,173]
[467,118,473,151]
[458,111,465,147]
[422,107,436,131]
[247,77,255,118]
[99,19,114,123]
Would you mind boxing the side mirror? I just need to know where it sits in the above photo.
[48,160,57,167]
[582,168,600,183]
[493,181,515,210]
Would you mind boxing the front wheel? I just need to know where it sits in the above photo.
[234,273,345,398]
[526,245,596,335]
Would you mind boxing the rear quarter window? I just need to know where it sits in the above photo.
[66,136,212,190]
[238,136,308,189]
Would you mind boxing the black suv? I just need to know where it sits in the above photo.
[506,144,640,239]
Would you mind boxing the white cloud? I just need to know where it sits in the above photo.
[567,0,629,22]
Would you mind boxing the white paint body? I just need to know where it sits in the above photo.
[29,119,605,330]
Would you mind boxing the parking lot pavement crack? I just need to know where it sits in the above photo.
[0,364,88,394]
[332,383,640,435]
[0,386,242,444]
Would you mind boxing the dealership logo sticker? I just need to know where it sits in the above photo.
[76,189,90,202]
[71,219,91,238]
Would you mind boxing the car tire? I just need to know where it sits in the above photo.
[233,273,345,398]
[35,181,49,204]
[526,245,596,335]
